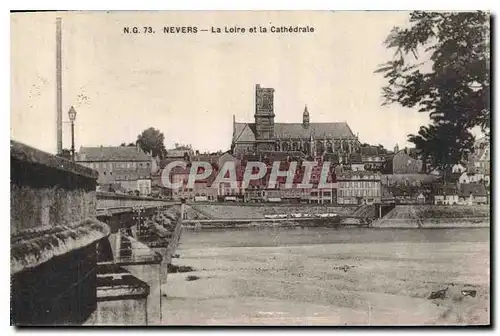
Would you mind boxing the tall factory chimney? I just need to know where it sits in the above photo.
[56,17,63,155]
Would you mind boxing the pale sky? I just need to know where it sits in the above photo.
[11,11,433,154]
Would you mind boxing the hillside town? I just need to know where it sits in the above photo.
[75,84,490,207]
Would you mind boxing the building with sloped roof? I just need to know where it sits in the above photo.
[432,183,459,205]
[467,136,490,175]
[458,183,488,205]
[76,146,153,195]
[386,185,428,205]
[360,146,387,172]
[392,150,423,174]
[337,171,382,205]
[231,84,360,157]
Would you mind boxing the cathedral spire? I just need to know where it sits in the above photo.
[303,105,310,129]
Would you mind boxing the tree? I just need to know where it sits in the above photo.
[136,127,167,159]
[408,123,475,175]
[376,11,490,172]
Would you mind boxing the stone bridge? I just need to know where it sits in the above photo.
[10,140,183,326]
[97,191,175,211]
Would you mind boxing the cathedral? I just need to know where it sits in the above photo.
[231,84,361,157]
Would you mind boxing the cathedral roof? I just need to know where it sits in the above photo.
[233,123,257,142]
[233,122,355,143]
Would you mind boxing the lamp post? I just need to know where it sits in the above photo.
[68,106,77,161]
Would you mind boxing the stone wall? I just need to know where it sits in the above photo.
[10,140,108,325]
[11,140,99,234]
[11,185,96,234]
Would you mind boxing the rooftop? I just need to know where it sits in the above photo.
[233,122,356,142]
[459,183,488,197]
[77,146,151,162]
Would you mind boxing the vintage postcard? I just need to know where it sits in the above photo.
[10,10,490,326]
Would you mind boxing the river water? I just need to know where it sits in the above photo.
[162,227,490,325]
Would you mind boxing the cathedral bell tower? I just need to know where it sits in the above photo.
[254,84,276,151]
[303,105,310,129]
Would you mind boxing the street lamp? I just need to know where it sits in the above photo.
[68,106,77,161]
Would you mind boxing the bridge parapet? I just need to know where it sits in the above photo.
[97,191,174,210]
[10,140,108,325]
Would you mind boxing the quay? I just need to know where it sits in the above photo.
[183,216,374,228]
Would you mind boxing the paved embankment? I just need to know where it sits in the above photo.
[372,205,490,228]
[188,204,357,220]
[181,217,367,230]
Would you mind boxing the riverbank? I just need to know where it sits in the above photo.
[185,204,490,229]
[372,205,490,229]
[162,227,490,325]
[187,204,357,220]
[182,215,365,228]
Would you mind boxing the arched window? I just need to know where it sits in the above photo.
[303,142,310,154]
[342,141,349,152]
[316,141,324,155]
[326,141,333,153]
